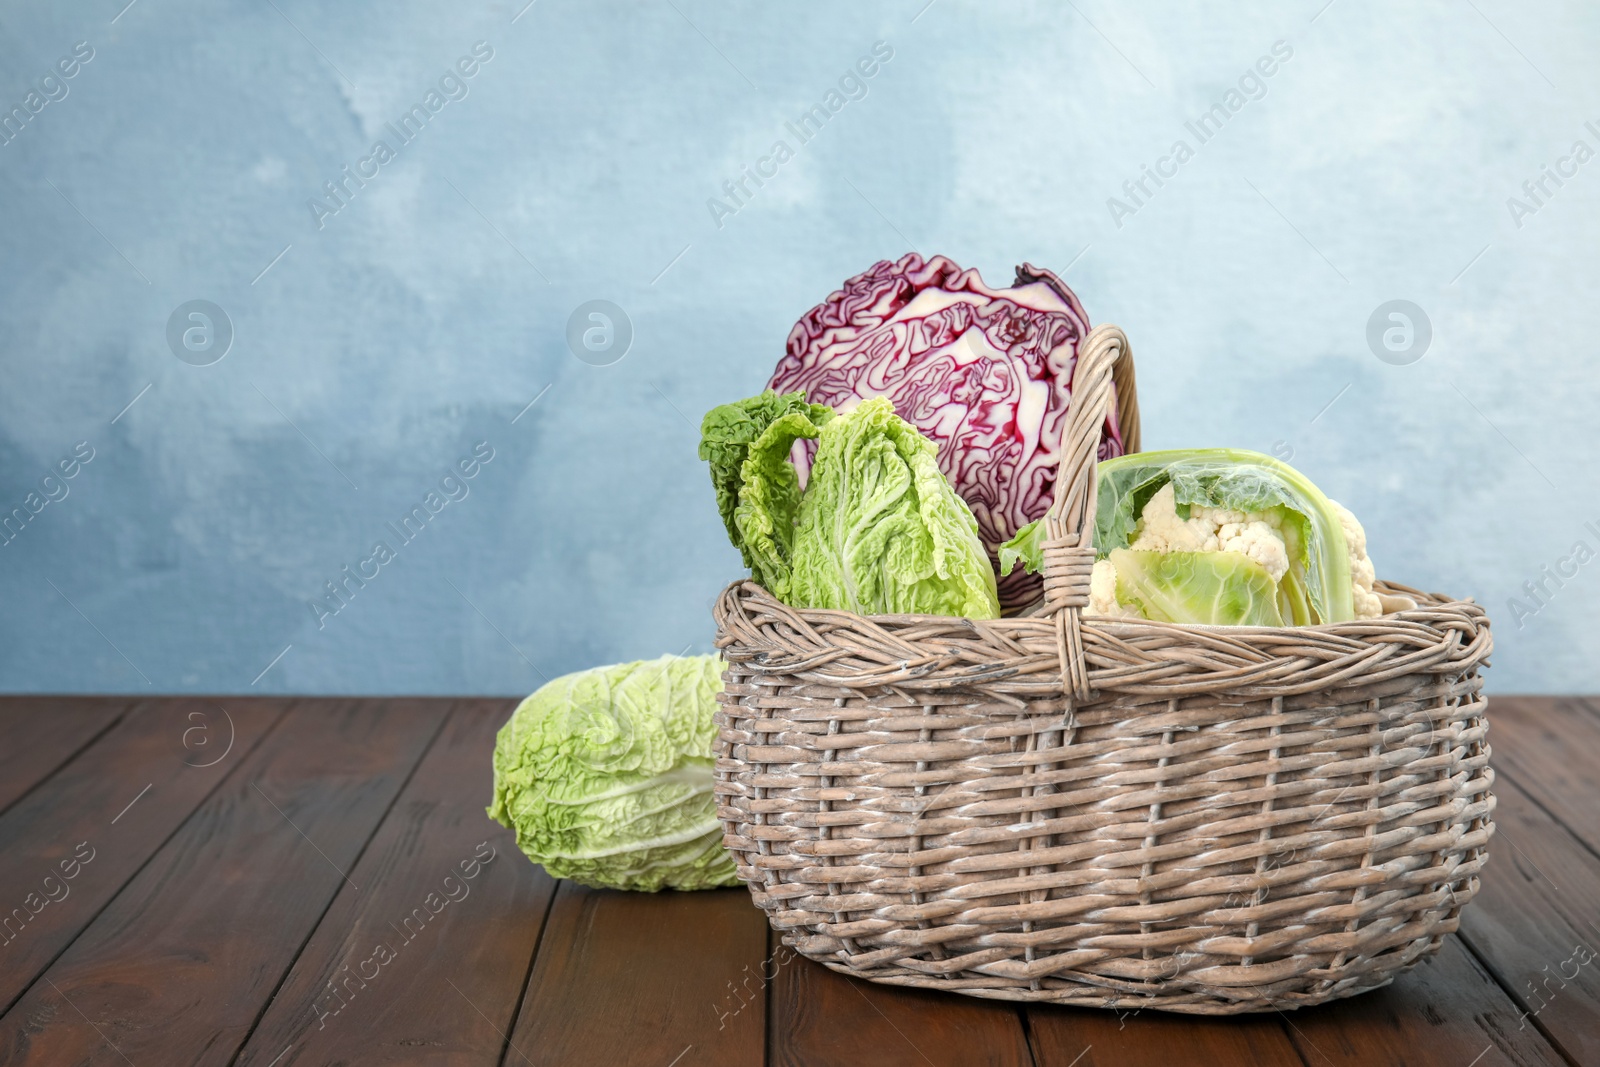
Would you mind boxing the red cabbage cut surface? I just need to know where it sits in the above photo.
[769,253,1123,612]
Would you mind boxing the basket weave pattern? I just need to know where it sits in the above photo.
[710,325,1494,1013]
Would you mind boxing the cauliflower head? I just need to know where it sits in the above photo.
[1086,483,1381,622]
[1329,500,1382,620]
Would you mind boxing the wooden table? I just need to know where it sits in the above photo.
[0,695,1593,1066]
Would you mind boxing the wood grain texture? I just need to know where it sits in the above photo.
[1276,937,1565,1067]
[0,696,287,1015]
[1458,773,1600,1066]
[0,698,449,1067]
[1027,1001,1305,1066]
[0,696,1586,1067]
[769,926,1036,1067]
[0,696,130,815]
[508,882,769,1067]
[1487,696,1600,855]
[232,699,556,1067]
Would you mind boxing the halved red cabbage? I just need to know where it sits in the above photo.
[768,253,1123,611]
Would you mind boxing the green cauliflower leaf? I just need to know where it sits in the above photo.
[1108,548,1285,626]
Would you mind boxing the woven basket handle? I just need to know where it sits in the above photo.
[1039,323,1139,702]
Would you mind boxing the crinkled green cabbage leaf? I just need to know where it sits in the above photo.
[697,390,833,586]
[701,394,1000,619]
[999,448,1353,625]
[487,654,738,892]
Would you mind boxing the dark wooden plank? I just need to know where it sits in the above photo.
[0,697,450,1066]
[1027,1001,1304,1066]
[509,882,769,1067]
[0,696,288,1015]
[232,699,557,1067]
[1458,773,1600,1066]
[0,696,130,815]
[769,928,1035,1067]
[1486,696,1600,856]
[1278,937,1565,1067]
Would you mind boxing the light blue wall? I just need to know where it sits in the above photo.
[2,0,1595,694]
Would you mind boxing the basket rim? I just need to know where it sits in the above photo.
[715,576,1488,638]
[712,576,1492,699]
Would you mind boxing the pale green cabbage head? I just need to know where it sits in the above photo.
[487,654,738,892]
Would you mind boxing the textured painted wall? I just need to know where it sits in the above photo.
[1,0,1595,694]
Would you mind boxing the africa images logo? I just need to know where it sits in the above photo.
[306,42,494,231]
[0,41,94,147]
[705,41,894,230]
[1106,40,1294,228]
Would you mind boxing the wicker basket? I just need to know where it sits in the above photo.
[710,323,1494,1014]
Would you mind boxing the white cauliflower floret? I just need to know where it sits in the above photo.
[1087,558,1123,616]
[1214,520,1290,583]
[1129,484,1219,553]
[1129,484,1289,582]
[1329,500,1383,619]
